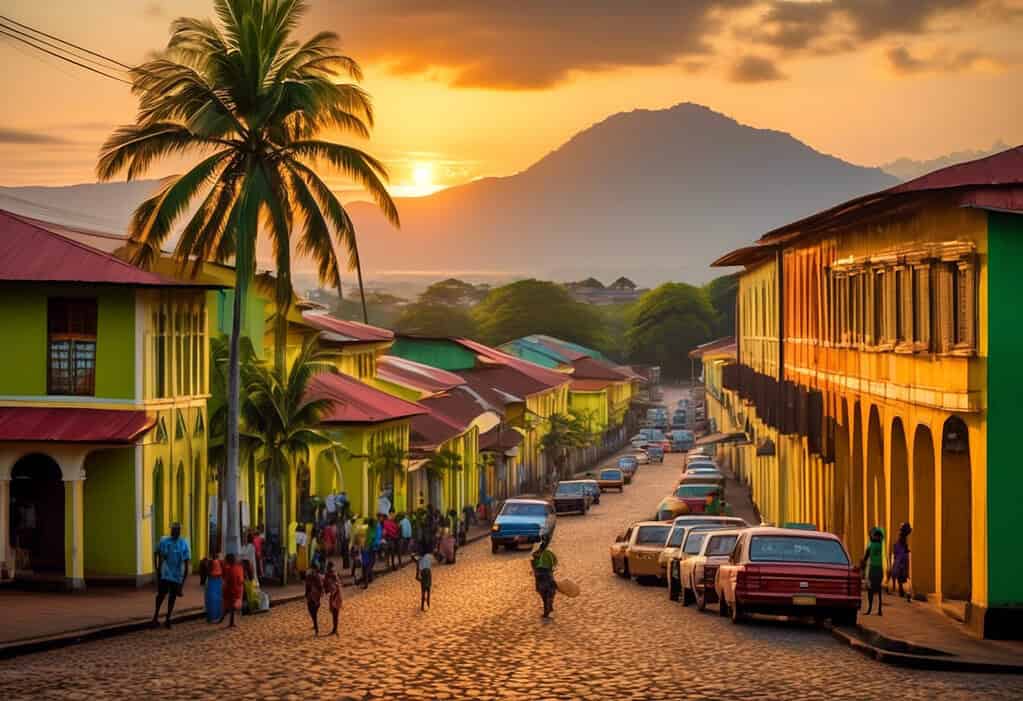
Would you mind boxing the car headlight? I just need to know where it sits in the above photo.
[491,524,500,532]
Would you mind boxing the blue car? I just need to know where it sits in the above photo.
[670,429,695,452]
[645,445,665,463]
[490,498,556,553]
[618,455,639,483]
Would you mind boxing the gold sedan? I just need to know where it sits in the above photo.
[610,521,674,582]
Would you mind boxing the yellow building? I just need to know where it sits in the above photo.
[711,147,1023,638]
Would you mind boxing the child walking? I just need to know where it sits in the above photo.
[413,550,433,611]
[219,553,244,628]
[304,566,323,636]
[322,561,343,636]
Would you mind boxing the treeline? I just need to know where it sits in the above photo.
[326,275,738,379]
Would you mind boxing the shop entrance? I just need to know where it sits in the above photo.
[10,454,65,573]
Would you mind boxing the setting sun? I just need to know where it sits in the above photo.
[413,163,434,189]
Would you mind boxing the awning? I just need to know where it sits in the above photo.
[694,431,748,446]
[0,407,154,442]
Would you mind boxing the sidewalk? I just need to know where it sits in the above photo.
[720,465,1023,672]
[0,524,492,659]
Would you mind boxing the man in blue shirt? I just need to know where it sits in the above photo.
[151,522,191,629]
[398,512,412,565]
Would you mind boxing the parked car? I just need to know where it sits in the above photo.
[610,521,674,581]
[680,467,724,481]
[673,483,723,513]
[715,527,861,625]
[680,529,744,609]
[577,478,601,505]
[640,428,666,442]
[666,525,733,601]
[631,451,650,465]
[678,473,726,492]
[659,521,740,589]
[552,480,593,515]
[596,467,625,492]
[645,445,665,463]
[671,411,688,430]
[630,436,651,450]
[655,495,691,521]
[618,456,639,483]
[670,430,695,452]
[490,498,556,553]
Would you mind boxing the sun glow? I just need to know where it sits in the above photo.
[390,162,444,198]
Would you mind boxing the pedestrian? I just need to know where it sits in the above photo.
[304,565,323,636]
[252,526,265,578]
[240,531,259,587]
[383,512,400,570]
[323,561,343,635]
[219,553,244,628]
[340,510,352,569]
[860,527,885,616]
[413,549,433,611]
[151,522,191,629]
[322,519,338,558]
[398,511,412,566]
[530,534,558,618]
[200,551,223,623]
[361,517,377,588]
[890,522,912,601]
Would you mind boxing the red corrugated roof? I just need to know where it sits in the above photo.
[0,407,154,442]
[308,373,426,424]
[454,338,570,389]
[459,365,558,405]
[377,356,464,394]
[572,356,630,382]
[570,378,613,392]
[888,145,1023,193]
[410,408,466,451]
[480,424,523,452]
[0,210,209,287]
[301,312,394,343]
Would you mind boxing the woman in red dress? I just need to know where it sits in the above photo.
[219,553,244,628]
[322,561,343,636]
[304,566,323,636]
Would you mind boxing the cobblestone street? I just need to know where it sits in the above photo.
[2,444,1022,700]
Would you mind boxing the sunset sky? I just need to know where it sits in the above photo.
[1,0,1022,194]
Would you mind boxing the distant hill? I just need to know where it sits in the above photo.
[0,103,898,285]
[881,141,1010,181]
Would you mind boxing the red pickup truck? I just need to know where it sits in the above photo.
[715,527,860,626]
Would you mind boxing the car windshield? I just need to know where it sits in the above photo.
[555,483,584,495]
[667,526,688,546]
[600,470,622,480]
[683,532,708,554]
[707,534,739,555]
[619,458,636,466]
[500,503,547,517]
[675,485,718,498]
[635,525,671,545]
[749,536,849,564]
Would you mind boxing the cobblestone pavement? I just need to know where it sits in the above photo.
[3,418,1022,699]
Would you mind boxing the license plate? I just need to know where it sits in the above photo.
[514,536,525,543]
[792,595,816,606]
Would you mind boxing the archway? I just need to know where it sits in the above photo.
[912,425,936,596]
[890,418,909,540]
[866,406,886,537]
[10,454,65,572]
[834,401,850,542]
[941,416,971,601]
[850,403,865,558]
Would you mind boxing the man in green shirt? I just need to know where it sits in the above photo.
[531,535,558,618]
[860,527,885,616]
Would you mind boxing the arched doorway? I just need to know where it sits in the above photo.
[941,416,971,601]
[912,425,936,597]
[890,418,909,540]
[850,403,865,558]
[10,454,64,573]
[866,406,885,536]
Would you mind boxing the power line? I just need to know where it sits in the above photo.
[0,13,132,69]
[0,27,132,84]
[0,20,131,76]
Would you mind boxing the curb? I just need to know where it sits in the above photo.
[0,532,493,661]
[827,624,1023,674]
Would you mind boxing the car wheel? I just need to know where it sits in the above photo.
[695,579,707,611]
[623,560,631,579]
[719,595,730,618]
[668,573,680,602]
[730,600,745,624]
[491,540,499,554]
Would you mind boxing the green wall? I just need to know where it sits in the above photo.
[0,285,135,398]
[390,338,477,371]
[986,211,1023,606]
[84,448,136,576]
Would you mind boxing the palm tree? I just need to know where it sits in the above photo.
[425,448,463,509]
[240,336,347,581]
[540,413,593,481]
[97,0,399,554]
[367,442,407,510]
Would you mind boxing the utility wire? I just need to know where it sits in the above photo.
[0,27,132,84]
[0,13,132,69]
[0,20,131,76]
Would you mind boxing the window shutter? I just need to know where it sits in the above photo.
[936,264,954,353]
[956,261,976,351]
[884,269,897,345]
[916,265,931,351]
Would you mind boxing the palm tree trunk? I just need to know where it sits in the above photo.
[352,239,369,324]
[224,278,245,557]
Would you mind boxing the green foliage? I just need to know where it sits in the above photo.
[368,442,408,491]
[419,278,490,307]
[625,283,717,379]
[473,279,606,347]
[704,273,739,338]
[425,448,463,484]
[540,412,593,477]
[330,292,406,329]
[592,302,635,361]
[395,301,478,338]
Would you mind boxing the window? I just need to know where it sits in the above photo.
[935,258,977,354]
[48,298,97,395]
[913,265,931,351]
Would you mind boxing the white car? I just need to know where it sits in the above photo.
[631,451,650,465]
[680,529,744,610]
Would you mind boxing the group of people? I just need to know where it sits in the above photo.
[860,521,914,616]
